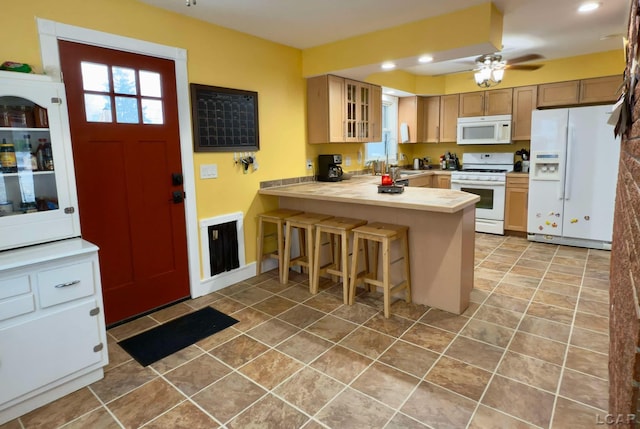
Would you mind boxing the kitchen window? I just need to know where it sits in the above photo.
[366,94,397,164]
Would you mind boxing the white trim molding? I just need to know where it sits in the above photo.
[36,18,203,298]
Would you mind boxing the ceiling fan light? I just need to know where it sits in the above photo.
[474,72,485,85]
[578,2,600,13]
[492,68,505,82]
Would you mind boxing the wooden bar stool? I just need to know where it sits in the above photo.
[256,208,303,282]
[282,212,333,286]
[348,222,411,318]
[312,217,367,304]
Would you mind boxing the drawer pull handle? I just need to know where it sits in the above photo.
[54,280,81,288]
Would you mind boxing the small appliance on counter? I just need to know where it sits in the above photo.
[317,154,343,182]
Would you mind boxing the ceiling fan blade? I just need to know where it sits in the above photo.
[507,64,543,71]
[507,53,544,64]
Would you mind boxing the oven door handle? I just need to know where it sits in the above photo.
[451,179,505,187]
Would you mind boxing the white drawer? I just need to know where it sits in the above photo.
[37,261,95,308]
[0,275,31,300]
[0,294,35,322]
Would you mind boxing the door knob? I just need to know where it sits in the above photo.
[172,173,184,186]
[171,191,185,204]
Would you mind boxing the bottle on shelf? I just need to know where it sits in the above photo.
[36,138,54,171]
[0,138,17,173]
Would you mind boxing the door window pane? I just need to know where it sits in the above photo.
[84,94,112,122]
[81,62,110,92]
[139,71,162,97]
[112,67,137,95]
[141,99,163,124]
[115,96,139,123]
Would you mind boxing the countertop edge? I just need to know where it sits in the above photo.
[259,181,479,213]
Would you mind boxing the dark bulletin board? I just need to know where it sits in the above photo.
[190,83,259,152]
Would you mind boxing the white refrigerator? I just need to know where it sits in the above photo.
[527,105,620,249]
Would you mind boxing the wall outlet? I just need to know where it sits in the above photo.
[345,156,352,166]
[306,159,313,170]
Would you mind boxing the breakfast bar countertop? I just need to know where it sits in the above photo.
[258,176,479,213]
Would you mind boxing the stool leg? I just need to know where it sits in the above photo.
[256,218,264,277]
[402,230,412,303]
[311,227,323,294]
[298,226,306,274]
[341,232,349,305]
[306,225,315,287]
[282,222,292,285]
[275,220,285,283]
[370,241,380,293]
[382,238,391,318]
[349,233,361,305]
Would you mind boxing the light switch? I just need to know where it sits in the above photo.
[200,164,218,179]
[345,156,351,166]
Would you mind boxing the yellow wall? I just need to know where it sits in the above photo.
[303,2,502,78]
[2,0,306,276]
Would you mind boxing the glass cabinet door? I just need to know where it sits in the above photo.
[0,72,80,251]
[0,99,58,216]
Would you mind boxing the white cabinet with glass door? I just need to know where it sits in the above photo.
[0,71,80,251]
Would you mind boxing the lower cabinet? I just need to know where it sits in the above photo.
[408,175,432,187]
[505,174,529,232]
[0,239,107,424]
[433,174,451,189]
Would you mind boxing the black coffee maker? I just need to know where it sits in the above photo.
[317,154,343,182]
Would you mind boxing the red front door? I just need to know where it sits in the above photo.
[58,41,190,325]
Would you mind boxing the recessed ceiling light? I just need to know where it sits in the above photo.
[381,62,396,70]
[418,55,434,63]
[385,89,396,95]
[578,2,600,13]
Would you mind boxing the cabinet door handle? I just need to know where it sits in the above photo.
[54,280,81,288]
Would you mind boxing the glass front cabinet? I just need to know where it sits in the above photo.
[0,71,80,251]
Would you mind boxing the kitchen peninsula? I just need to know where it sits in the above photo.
[259,176,480,314]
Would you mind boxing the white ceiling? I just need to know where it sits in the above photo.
[140,0,630,78]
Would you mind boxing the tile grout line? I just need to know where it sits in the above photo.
[547,247,608,428]
[464,237,559,429]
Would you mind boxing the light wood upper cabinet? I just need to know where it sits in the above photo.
[505,174,529,232]
[370,84,382,142]
[398,94,458,143]
[307,75,382,144]
[424,96,441,143]
[511,85,538,141]
[439,94,459,142]
[580,75,622,104]
[398,96,425,143]
[537,75,622,107]
[459,88,512,117]
[537,81,580,107]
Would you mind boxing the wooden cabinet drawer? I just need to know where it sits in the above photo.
[507,176,529,187]
[0,275,30,300]
[37,261,94,308]
[0,294,35,322]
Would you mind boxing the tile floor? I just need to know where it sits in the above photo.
[2,234,610,429]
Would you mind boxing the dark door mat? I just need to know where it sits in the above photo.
[118,306,239,366]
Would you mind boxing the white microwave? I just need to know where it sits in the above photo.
[457,115,512,145]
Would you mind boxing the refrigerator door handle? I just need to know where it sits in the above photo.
[565,126,574,201]
[557,125,568,200]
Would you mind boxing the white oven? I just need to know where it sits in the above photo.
[451,153,514,235]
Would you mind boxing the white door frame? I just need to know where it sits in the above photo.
[37,18,203,299]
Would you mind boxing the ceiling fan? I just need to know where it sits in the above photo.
[472,53,544,87]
